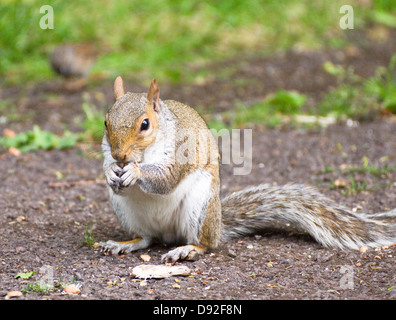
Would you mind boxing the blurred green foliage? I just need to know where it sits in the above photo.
[207,90,307,129]
[317,55,396,118]
[2,0,395,84]
[0,125,79,153]
[0,0,395,151]
[207,54,396,130]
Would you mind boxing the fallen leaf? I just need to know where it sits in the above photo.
[48,179,104,188]
[172,283,181,289]
[334,178,350,188]
[16,216,26,222]
[369,263,382,270]
[294,115,336,127]
[92,242,100,249]
[131,264,191,279]
[339,164,350,170]
[63,284,81,294]
[54,171,64,179]
[15,271,36,279]
[9,147,21,157]
[139,280,148,287]
[15,246,25,253]
[3,128,16,137]
[140,254,151,262]
[6,291,23,298]
[360,246,368,253]
[352,206,362,213]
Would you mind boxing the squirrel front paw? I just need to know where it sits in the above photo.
[161,245,206,264]
[119,163,140,188]
[99,237,151,255]
[104,162,124,193]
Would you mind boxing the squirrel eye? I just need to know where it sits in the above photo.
[104,120,108,129]
[140,118,150,131]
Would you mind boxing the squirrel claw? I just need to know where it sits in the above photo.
[120,163,140,187]
[161,245,205,264]
[99,240,123,255]
[105,163,125,193]
[99,238,151,255]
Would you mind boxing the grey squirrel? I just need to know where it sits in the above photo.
[99,77,396,263]
[50,43,97,90]
[50,43,96,78]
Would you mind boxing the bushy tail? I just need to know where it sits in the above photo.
[221,183,396,250]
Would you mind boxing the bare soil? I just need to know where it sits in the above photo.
[0,27,395,300]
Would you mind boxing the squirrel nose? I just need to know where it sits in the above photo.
[117,161,128,169]
[112,151,128,167]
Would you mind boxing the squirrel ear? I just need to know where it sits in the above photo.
[114,76,125,100]
[147,78,160,112]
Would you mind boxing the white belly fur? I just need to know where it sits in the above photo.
[108,168,213,245]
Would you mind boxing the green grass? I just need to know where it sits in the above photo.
[321,157,396,178]
[1,1,396,151]
[206,90,307,130]
[80,221,96,247]
[0,125,79,153]
[3,0,394,85]
[208,53,396,130]
[0,94,106,153]
[2,52,395,153]
[23,276,68,295]
[79,100,106,142]
[340,175,368,196]
[316,55,396,119]
[319,156,396,195]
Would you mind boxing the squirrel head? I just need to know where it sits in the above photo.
[105,76,161,166]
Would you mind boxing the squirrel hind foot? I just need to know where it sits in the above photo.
[99,237,151,255]
[161,245,206,264]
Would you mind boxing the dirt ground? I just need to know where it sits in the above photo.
[0,28,396,300]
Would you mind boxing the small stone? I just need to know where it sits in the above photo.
[227,249,237,258]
